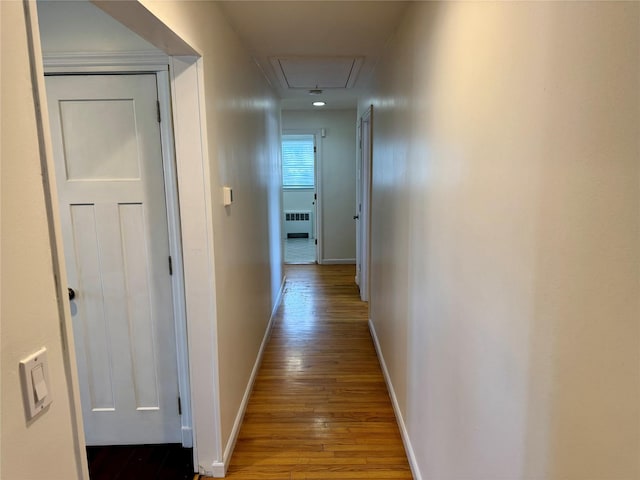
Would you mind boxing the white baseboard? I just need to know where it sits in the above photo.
[271,275,287,319]
[368,319,422,480]
[216,275,287,476]
[321,258,356,265]
[202,462,225,478]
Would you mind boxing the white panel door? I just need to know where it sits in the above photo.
[46,74,181,445]
[357,107,372,302]
[355,122,362,287]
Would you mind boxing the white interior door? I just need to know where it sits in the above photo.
[358,107,373,302]
[355,122,362,286]
[46,74,181,445]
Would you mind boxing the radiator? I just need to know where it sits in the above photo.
[284,210,312,238]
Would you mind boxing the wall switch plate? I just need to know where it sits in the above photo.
[19,347,52,420]
[223,186,233,206]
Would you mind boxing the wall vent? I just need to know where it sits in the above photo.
[285,212,309,222]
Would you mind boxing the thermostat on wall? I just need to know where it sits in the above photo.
[223,186,233,206]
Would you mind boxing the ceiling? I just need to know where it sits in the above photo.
[217,1,409,110]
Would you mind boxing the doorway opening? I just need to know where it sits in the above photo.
[45,71,187,446]
[282,132,320,264]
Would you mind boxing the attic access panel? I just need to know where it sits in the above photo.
[270,56,364,89]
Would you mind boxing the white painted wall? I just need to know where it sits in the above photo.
[1,2,86,479]
[363,2,639,479]
[282,110,357,262]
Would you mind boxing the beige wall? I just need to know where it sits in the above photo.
[363,2,639,478]
[282,109,357,262]
[1,2,85,479]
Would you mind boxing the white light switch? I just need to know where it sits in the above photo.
[223,186,233,206]
[20,347,52,420]
[32,364,48,402]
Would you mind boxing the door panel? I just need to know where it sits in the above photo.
[70,204,115,411]
[46,74,180,445]
[59,99,141,180]
[118,203,161,409]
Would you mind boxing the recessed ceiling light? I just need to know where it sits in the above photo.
[313,101,326,107]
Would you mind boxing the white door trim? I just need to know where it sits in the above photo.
[41,51,170,73]
[282,128,323,264]
[168,56,223,476]
[315,131,324,264]
[41,54,193,447]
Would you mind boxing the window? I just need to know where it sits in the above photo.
[282,134,315,188]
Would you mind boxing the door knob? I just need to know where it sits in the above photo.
[353,215,359,220]
[68,288,76,301]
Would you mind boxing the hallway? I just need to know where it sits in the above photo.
[212,265,412,479]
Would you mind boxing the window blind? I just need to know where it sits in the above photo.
[282,135,315,188]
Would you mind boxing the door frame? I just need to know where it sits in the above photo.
[281,129,323,264]
[357,106,373,302]
[355,120,361,286]
[42,55,193,447]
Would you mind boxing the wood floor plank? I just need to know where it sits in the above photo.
[202,265,412,479]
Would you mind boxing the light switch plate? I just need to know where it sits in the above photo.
[19,347,52,420]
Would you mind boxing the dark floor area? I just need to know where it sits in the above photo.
[86,444,194,480]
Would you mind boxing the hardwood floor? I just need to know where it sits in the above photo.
[202,265,412,480]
